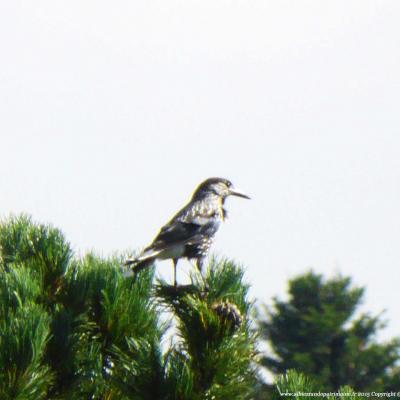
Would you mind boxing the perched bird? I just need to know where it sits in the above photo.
[124,177,250,286]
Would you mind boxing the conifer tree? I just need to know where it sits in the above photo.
[0,215,259,399]
[257,271,400,393]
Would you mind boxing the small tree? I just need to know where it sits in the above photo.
[258,271,400,392]
[0,215,258,399]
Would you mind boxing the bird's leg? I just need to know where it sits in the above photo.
[196,258,203,275]
[173,258,178,287]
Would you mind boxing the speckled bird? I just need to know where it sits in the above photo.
[124,177,250,286]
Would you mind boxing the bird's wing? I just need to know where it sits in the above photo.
[147,200,220,250]
[147,221,203,250]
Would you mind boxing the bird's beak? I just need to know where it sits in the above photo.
[229,188,251,199]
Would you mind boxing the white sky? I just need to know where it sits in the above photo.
[1,1,399,340]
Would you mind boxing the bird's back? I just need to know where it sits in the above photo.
[147,194,223,253]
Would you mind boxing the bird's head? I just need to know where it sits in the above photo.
[192,177,250,201]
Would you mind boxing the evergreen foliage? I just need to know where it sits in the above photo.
[0,215,258,399]
[156,258,257,400]
[273,370,367,400]
[257,271,400,392]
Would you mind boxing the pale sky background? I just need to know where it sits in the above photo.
[1,1,399,341]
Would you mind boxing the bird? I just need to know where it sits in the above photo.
[124,177,250,286]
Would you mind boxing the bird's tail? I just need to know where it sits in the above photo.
[123,249,160,278]
[123,257,155,278]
